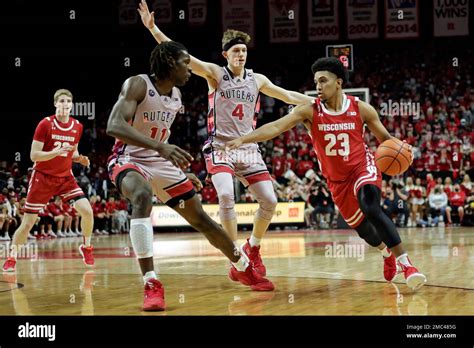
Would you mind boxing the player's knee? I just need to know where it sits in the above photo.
[218,191,235,209]
[257,194,277,220]
[132,188,153,210]
[355,219,381,247]
[360,198,382,219]
[80,206,93,220]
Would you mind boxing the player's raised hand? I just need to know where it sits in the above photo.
[138,0,155,29]
[157,143,194,169]
[186,173,203,191]
[225,138,243,151]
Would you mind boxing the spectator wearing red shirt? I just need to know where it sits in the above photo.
[272,151,285,181]
[295,154,314,178]
[37,204,55,238]
[404,130,417,146]
[47,196,65,238]
[446,184,466,225]
[443,177,454,196]
[115,198,130,233]
[190,153,206,180]
[426,174,436,196]
[64,202,80,235]
[201,184,218,204]
[437,149,452,179]
[61,202,77,236]
[424,150,439,174]
[297,143,310,158]
[91,195,108,235]
[461,174,472,196]
[283,153,296,172]
[106,196,120,234]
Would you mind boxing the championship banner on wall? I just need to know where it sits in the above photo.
[150,0,172,24]
[385,0,419,38]
[433,0,469,37]
[346,0,378,39]
[268,0,300,43]
[221,0,255,48]
[188,0,207,25]
[118,0,138,25]
[308,0,339,41]
[151,202,306,227]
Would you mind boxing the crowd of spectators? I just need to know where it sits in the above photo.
[1,50,473,236]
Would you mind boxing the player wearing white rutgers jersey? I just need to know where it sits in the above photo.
[111,73,182,159]
[107,73,189,204]
[107,42,275,312]
[139,0,313,282]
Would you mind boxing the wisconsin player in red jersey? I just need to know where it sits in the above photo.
[227,58,427,291]
[2,89,95,272]
[106,42,274,312]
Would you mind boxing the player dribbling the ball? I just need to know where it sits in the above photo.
[227,57,427,291]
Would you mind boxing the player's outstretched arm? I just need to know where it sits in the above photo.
[138,0,221,84]
[106,76,193,169]
[255,73,314,106]
[30,140,73,162]
[226,104,313,149]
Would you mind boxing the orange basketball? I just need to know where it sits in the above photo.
[375,138,412,176]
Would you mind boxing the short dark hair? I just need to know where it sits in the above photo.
[150,41,188,80]
[311,57,348,84]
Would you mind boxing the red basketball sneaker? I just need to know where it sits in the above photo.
[242,239,266,276]
[79,245,95,267]
[229,264,274,291]
[143,278,166,311]
[383,249,400,282]
[399,260,427,291]
[2,257,16,273]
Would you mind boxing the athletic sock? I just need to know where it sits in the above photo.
[379,247,391,258]
[249,234,261,247]
[396,253,412,267]
[143,271,158,284]
[232,255,249,272]
[83,236,92,247]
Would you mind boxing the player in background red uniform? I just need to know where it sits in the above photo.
[228,58,427,290]
[3,89,95,272]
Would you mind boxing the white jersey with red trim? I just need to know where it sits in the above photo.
[207,67,260,142]
[110,74,182,162]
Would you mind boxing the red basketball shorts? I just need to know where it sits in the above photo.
[327,164,382,229]
[25,170,85,214]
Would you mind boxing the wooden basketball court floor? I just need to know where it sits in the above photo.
[0,226,473,315]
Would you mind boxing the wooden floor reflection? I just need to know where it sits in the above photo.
[0,226,473,315]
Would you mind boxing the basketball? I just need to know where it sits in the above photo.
[375,138,412,176]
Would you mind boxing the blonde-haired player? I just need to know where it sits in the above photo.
[2,89,95,272]
[138,1,313,285]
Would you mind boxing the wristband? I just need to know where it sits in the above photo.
[150,25,160,36]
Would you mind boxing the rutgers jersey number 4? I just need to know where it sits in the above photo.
[324,133,350,156]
